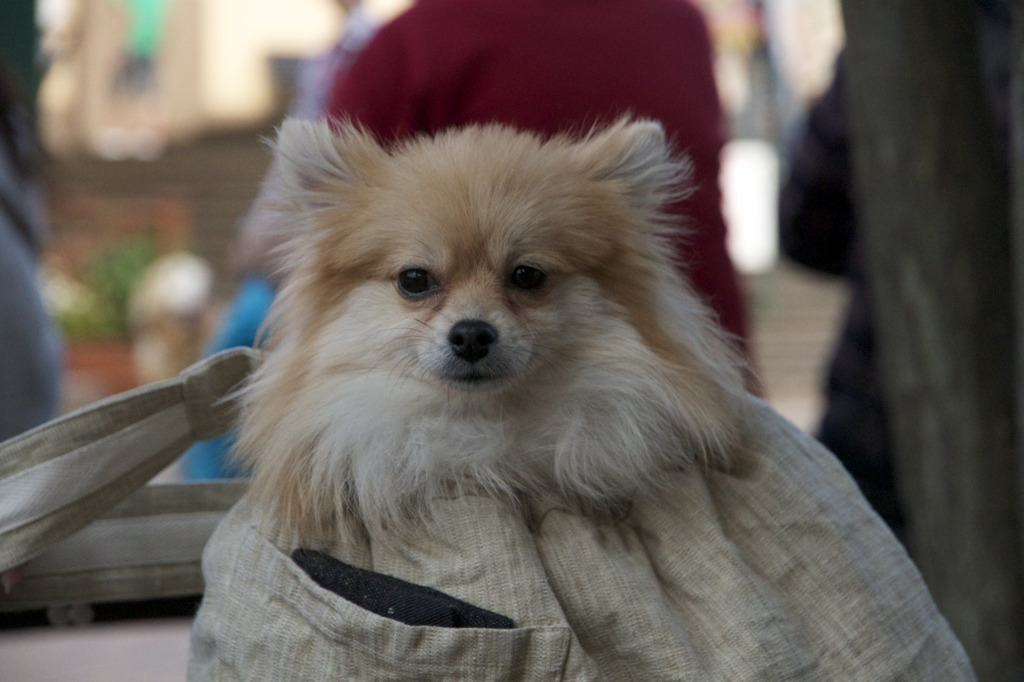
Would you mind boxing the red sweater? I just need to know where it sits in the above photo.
[325,0,747,347]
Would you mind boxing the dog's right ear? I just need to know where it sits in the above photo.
[274,118,384,208]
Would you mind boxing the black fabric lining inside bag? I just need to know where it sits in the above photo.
[291,549,516,629]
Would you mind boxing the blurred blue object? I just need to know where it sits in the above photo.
[181,275,274,480]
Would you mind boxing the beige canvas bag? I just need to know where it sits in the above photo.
[0,348,974,680]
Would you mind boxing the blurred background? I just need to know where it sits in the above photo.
[0,0,932,678]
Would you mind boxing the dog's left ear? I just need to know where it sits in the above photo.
[573,118,690,213]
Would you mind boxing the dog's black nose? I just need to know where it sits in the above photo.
[448,319,498,363]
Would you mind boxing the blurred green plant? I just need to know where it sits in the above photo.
[45,236,159,340]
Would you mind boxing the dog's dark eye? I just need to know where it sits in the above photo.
[397,268,439,297]
[509,265,547,291]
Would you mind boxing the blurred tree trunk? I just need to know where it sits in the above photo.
[841,0,1024,679]
[1012,0,1024,656]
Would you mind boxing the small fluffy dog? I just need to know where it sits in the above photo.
[237,118,746,540]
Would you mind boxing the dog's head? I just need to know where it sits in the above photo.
[238,119,745,539]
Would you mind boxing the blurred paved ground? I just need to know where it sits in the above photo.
[749,263,849,431]
[0,620,191,682]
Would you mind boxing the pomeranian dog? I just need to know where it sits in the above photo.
[236,118,746,541]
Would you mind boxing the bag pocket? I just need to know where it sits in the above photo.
[291,548,516,629]
[228,529,574,680]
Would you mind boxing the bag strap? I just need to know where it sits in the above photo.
[0,347,259,611]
